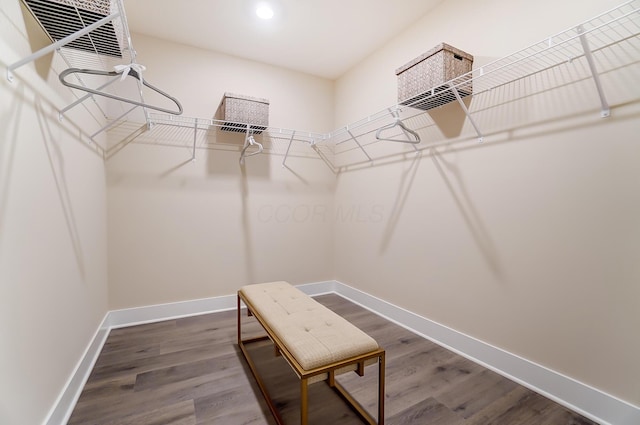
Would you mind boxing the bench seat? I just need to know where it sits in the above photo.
[240,281,379,370]
[237,281,385,425]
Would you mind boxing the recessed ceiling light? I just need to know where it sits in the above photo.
[256,3,274,20]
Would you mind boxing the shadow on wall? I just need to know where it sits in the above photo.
[240,165,256,283]
[375,97,640,283]
[204,127,270,284]
[34,98,87,281]
[105,123,147,161]
[158,158,192,179]
[0,80,24,254]
[428,95,472,138]
[206,128,270,178]
[19,1,54,81]
[429,147,504,281]
[375,142,504,280]
[380,151,422,253]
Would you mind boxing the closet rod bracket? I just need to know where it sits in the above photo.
[6,11,121,83]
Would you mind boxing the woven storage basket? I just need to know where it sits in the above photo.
[396,43,473,110]
[215,93,269,134]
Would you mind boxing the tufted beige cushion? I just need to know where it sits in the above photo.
[240,281,379,371]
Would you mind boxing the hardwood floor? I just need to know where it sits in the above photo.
[68,294,598,425]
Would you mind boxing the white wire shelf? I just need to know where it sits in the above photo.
[105,113,327,165]
[134,0,639,170]
[314,0,640,172]
[11,1,636,167]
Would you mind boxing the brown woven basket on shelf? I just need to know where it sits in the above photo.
[215,93,270,134]
[396,43,473,110]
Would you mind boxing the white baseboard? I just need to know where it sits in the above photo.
[44,314,110,425]
[107,281,338,329]
[330,280,640,425]
[295,280,338,296]
[108,294,237,329]
[46,279,639,425]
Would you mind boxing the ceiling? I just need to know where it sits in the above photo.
[123,0,445,80]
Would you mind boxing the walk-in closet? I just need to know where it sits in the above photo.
[1,0,639,424]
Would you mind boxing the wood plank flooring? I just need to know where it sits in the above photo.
[68,294,598,425]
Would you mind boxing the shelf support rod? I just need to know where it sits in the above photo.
[7,11,121,82]
[90,105,137,139]
[577,25,610,118]
[282,131,296,168]
[192,118,198,161]
[347,129,372,162]
[449,83,483,143]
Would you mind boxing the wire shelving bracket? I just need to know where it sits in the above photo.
[577,25,611,118]
[449,83,484,143]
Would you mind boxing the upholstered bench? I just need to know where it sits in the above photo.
[237,281,385,425]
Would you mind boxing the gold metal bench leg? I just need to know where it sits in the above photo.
[301,378,309,425]
[238,292,285,424]
[237,294,241,344]
[379,352,385,425]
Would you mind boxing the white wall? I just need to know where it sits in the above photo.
[0,1,109,424]
[107,33,336,309]
[123,33,335,131]
[333,0,639,407]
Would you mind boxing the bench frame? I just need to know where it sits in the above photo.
[237,291,385,425]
